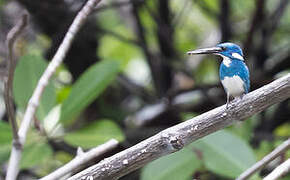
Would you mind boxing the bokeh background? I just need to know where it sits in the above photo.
[0,0,290,179]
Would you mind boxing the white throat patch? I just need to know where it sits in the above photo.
[232,53,244,60]
[221,55,231,67]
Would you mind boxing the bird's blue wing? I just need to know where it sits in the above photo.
[219,60,250,93]
[239,62,250,93]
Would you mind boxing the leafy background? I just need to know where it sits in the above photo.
[0,0,289,179]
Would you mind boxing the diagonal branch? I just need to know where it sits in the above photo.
[237,138,290,180]
[5,0,103,180]
[264,159,290,180]
[40,139,119,180]
[4,13,28,142]
[94,0,133,12]
[68,73,290,180]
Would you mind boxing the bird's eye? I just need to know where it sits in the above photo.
[221,47,226,51]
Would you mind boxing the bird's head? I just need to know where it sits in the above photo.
[187,42,244,61]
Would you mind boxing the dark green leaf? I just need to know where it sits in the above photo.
[64,119,124,148]
[192,130,256,178]
[141,148,201,180]
[60,60,120,125]
[13,55,56,120]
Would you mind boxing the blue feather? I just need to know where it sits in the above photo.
[219,59,250,93]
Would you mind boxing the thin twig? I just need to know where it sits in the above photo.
[4,13,28,142]
[68,73,290,180]
[264,159,290,180]
[5,1,102,180]
[40,139,119,180]
[237,138,290,180]
[94,0,132,12]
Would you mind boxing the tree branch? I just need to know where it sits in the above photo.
[94,0,133,12]
[237,138,290,180]
[243,0,265,56]
[40,139,119,180]
[4,13,28,142]
[219,0,232,42]
[264,159,290,180]
[5,1,102,179]
[68,73,290,180]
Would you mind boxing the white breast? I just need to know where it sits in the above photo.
[221,75,245,97]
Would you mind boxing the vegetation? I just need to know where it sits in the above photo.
[0,0,289,179]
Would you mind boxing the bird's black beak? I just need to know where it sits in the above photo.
[187,46,223,55]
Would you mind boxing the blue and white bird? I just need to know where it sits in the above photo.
[187,42,250,108]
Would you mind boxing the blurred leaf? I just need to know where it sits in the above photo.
[0,121,12,164]
[139,7,158,48]
[13,55,56,120]
[228,115,258,142]
[196,0,219,13]
[192,130,256,178]
[175,27,197,53]
[181,112,199,121]
[0,144,11,164]
[254,140,274,161]
[54,151,73,164]
[141,148,201,180]
[274,123,290,137]
[98,9,122,29]
[60,60,120,125]
[0,121,12,144]
[56,86,71,103]
[99,33,141,69]
[64,119,124,148]
[21,141,53,169]
[194,58,219,84]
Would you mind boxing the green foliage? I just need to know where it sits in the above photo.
[0,121,12,164]
[13,55,56,120]
[98,9,141,68]
[274,123,290,137]
[21,141,53,169]
[180,112,199,121]
[2,0,289,178]
[99,34,141,68]
[64,119,124,148]
[0,121,53,169]
[194,58,219,84]
[228,115,258,142]
[0,144,11,165]
[56,86,71,103]
[192,130,256,178]
[0,121,12,144]
[141,148,201,180]
[60,60,121,125]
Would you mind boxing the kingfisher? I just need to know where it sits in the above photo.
[187,42,250,108]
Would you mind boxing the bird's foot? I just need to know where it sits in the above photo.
[226,101,231,109]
